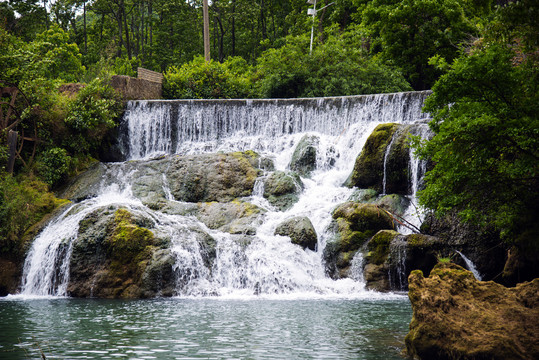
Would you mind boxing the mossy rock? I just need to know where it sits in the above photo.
[289,134,319,178]
[367,230,399,265]
[347,188,378,203]
[374,194,410,216]
[196,200,265,235]
[274,216,318,250]
[332,202,395,252]
[345,123,399,190]
[324,203,395,279]
[106,209,156,262]
[345,123,412,194]
[263,171,303,211]
[166,151,261,203]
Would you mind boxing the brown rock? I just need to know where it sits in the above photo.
[405,262,539,360]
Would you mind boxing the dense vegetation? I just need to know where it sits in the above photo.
[0,0,537,263]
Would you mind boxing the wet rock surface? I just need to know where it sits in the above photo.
[406,263,539,360]
[274,216,318,250]
[263,171,303,211]
[289,134,319,178]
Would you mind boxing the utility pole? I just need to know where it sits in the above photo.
[307,0,334,55]
[203,0,210,62]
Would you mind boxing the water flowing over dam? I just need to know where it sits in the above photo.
[19,91,431,298]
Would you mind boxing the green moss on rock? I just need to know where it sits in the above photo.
[406,263,539,360]
[107,209,155,262]
[367,230,399,265]
[345,123,399,190]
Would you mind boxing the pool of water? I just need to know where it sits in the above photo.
[0,297,411,359]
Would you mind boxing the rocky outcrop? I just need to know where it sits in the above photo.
[346,123,421,195]
[275,216,318,250]
[406,263,539,360]
[363,230,445,291]
[196,200,265,235]
[263,171,303,211]
[420,212,507,282]
[324,202,395,278]
[166,151,261,203]
[67,207,216,298]
[289,135,319,177]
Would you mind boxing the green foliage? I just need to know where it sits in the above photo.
[0,174,67,254]
[37,147,72,187]
[416,43,538,238]
[64,78,123,154]
[256,28,411,98]
[360,0,482,90]
[163,56,254,99]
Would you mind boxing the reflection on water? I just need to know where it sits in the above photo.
[0,298,410,359]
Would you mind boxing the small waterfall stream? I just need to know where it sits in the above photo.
[20,91,431,298]
[456,251,483,281]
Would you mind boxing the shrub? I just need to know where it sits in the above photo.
[64,78,122,154]
[163,56,254,99]
[37,147,71,187]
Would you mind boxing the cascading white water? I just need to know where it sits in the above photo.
[456,251,483,281]
[122,92,429,160]
[20,91,430,298]
[399,123,432,234]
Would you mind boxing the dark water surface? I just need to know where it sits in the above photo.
[0,297,411,359]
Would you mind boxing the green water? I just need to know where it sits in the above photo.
[0,297,411,359]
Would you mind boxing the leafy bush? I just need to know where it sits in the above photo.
[163,56,254,99]
[0,174,67,254]
[64,79,123,154]
[415,44,539,238]
[37,147,71,187]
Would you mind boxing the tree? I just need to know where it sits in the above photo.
[360,0,482,90]
[416,42,538,238]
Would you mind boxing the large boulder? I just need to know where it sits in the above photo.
[166,151,261,203]
[346,123,415,195]
[345,123,399,192]
[263,171,303,211]
[196,200,265,235]
[324,202,395,278]
[67,207,216,298]
[363,231,445,291]
[406,263,539,360]
[289,135,319,177]
[274,216,318,250]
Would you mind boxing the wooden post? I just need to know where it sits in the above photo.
[203,0,210,62]
[7,130,17,174]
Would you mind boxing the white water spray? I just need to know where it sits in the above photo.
[456,251,483,281]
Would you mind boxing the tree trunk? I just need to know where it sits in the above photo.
[203,0,210,61]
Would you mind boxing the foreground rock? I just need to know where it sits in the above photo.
[406,263,539,360]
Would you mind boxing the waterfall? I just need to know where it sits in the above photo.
[388,236,408,290]
[456,251,483,281]
[398,122,432,234]
[20,91,430,298]
[120,92,430,160]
